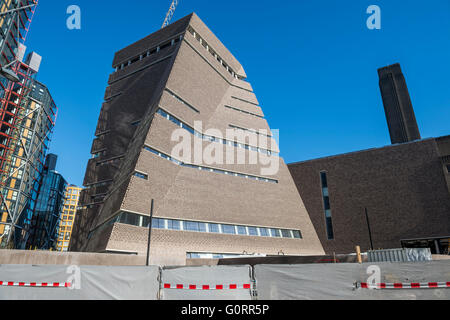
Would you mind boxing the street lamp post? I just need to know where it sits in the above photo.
[365,207,374,251]
[146,199,154,266]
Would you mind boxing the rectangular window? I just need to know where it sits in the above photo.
[323,196,331,211]
[152,218,165,229]
[119,212,137,226]
[140,216,150,228]
[183,221,199,232]
[270,229,281,238]
[221,224,236,235]
[167,219,181,230]
[247,227,258,236]
[259,228,270,237]
[326,217,334,240]
[292,230,302,239]
[134,172,148,180]
[208,223,220,233]
[320,171,334,240]
[281,229,292,238]
[237,226,247,235]
[320,172,328,189]
[446,164,450,173]
[198,222,207,232]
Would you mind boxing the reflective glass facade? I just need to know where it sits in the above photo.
[0,71,57,249]
[26,154,67,250]
[0,1,41,249]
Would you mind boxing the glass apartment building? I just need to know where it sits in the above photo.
[0,1,43,249]
[0,55,58,249]
[26,154,67,250]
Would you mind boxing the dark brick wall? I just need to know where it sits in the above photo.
[288,138,450,254]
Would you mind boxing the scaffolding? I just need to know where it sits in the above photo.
[0,0,48,249]
[0,69,57,249]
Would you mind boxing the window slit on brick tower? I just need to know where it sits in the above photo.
[320,171,334,240]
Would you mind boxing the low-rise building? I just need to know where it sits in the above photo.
[288,136,450,255]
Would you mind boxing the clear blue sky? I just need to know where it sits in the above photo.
[24,0,450,186]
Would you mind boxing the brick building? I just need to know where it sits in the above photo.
[70,13,324,265]
[289,136,450,255]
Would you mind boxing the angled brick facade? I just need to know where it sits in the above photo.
[70,13,324,265]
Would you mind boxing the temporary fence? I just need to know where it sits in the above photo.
[254,261,450,300]
[160,265,254,300]
[0,261,449,300]
[0,265,160,300]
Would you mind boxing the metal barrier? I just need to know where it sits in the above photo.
[368,248,432,263]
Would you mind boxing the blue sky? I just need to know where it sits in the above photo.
[24,0,450,186]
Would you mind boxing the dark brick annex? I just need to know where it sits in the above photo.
[288,136,450,255]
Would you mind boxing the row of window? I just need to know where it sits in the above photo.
[187,252,262,259]
[66,188,81,195]
[229,124,272,138]
[187,26,243,80]
[95,130,110,138]
[92,150,106,159]
[156,108,278,157]
[225,105,265,119]
[231,96,260,107]
[116,211,302,239]
[320,172,334,240]
[134,172,148,180]
[85,180,112,190]
[143,145,278,184]
[58,232,71,241]
[165,88,200,113]
[96,157,122,167]
[114,35,182,72]
[62,208,76,215]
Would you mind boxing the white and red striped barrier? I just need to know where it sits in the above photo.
[0,281,70,288]
[358,282,450,290]
[163,283,252,290]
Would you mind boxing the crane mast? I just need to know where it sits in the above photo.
[162,0,179,29]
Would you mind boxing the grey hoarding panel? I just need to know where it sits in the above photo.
[161,265,252,300]
[255,261,450,300]
[0,265,160,300]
